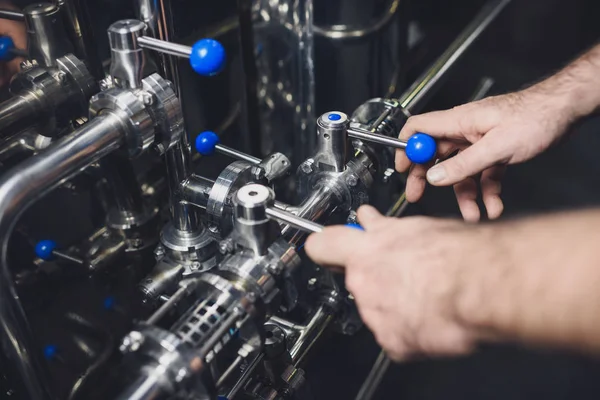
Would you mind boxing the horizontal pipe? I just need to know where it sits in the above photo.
[138,35,191,58]
[347,127,407,150]
[0,112,125,400]
[0,91,43,137]
[0,9,24,21]
[266,207,323,234]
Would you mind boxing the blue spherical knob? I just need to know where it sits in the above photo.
[0,36,15,62]
[35,240,57,261]
[103,296,116,310]
[43,344,58,360]
[190,39,226,76]
[405,133,437,164]
[346,223,365,231]
[195,131,220,156]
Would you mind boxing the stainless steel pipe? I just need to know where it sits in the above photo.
[398,0,512,114]
[0,112,125,400]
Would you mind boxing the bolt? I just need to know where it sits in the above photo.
[154,245,165,259]
[252,166,266,181]
[301,159,314,174]
[219,239,234,255]
[347,211,358,225]
[346,174,358,187]
[99,76,113,91]
[130,238,143,249]
[307,277,317,291]
[140,92,154,106]
[190,261,201,271]
[57,71,68,84]
[383,168,395,184]
[208,224,219,234]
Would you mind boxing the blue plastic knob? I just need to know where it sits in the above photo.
[405,133,437,164]
[35,240,57,261]
[328,113,342,121]
[190,38,226,76]
[0,36,15,62]
[43,344,58,360]
[195,131,220,156]
[103,296,116,310]
[346,223,365,231]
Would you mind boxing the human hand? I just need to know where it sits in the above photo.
[395,88,575,221]
[304,205,485,361]
[0,1,25,87]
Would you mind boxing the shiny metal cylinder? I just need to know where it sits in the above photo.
[24,3,73,67]
[265,207,323,234]
[284,185,337,244]
[216,144,261,164]
[290,305,334,365]
[137,35,192,58]
[166,141,200,232]
[315,112,349,173]
[134,0,159,38]
[0,9,24,21]
[347,127,407,150]
[100,155,145,215]
[108,19,147,89]
[180,175,214,209]
[233,184,275,256]
[0,112,125,400]
[398,0,512,114]
[0,91,42,135]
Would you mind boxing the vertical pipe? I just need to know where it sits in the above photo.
[140,0,200,233]
[100,155,145,214]
[0,112,124,400]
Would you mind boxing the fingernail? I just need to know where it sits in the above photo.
[427,166,447,184]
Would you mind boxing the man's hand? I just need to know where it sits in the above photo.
[396,43,600,222]
[305,206,600,360]
[0,1,26,87]
[396,89,573,222]
[304,205,483,360]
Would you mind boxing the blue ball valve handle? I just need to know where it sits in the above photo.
[344,122,438,165]
[195,130,220,156]
[189,38,226,77]
[0,36,16,62]
[195,131,262,164]
[34,240,84,264]
[35,239,57,261]
[137,35,226,77]
[405,132,437,165]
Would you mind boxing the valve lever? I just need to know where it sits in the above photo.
[265,206,365,234]
[137,36,226,77]
[195,131,261,164]
[35,240,84,265]
[347,126,437,164]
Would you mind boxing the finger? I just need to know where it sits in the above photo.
[304,226,364,267]
[356,205,385,229]
[481,165,506,220]
[454,177,480,222]
[406,164,427,203]
[403,142,457,202]
[398,101,498,142]
[426,132,509,186]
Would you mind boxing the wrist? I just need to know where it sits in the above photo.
[452,223,510,336]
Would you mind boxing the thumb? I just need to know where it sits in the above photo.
[425,134,507,186]
[357,205,386,229]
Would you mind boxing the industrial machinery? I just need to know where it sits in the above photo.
[0,0,511,399]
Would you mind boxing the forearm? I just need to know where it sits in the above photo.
[528,43,600,122]
[456,209,600,353]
